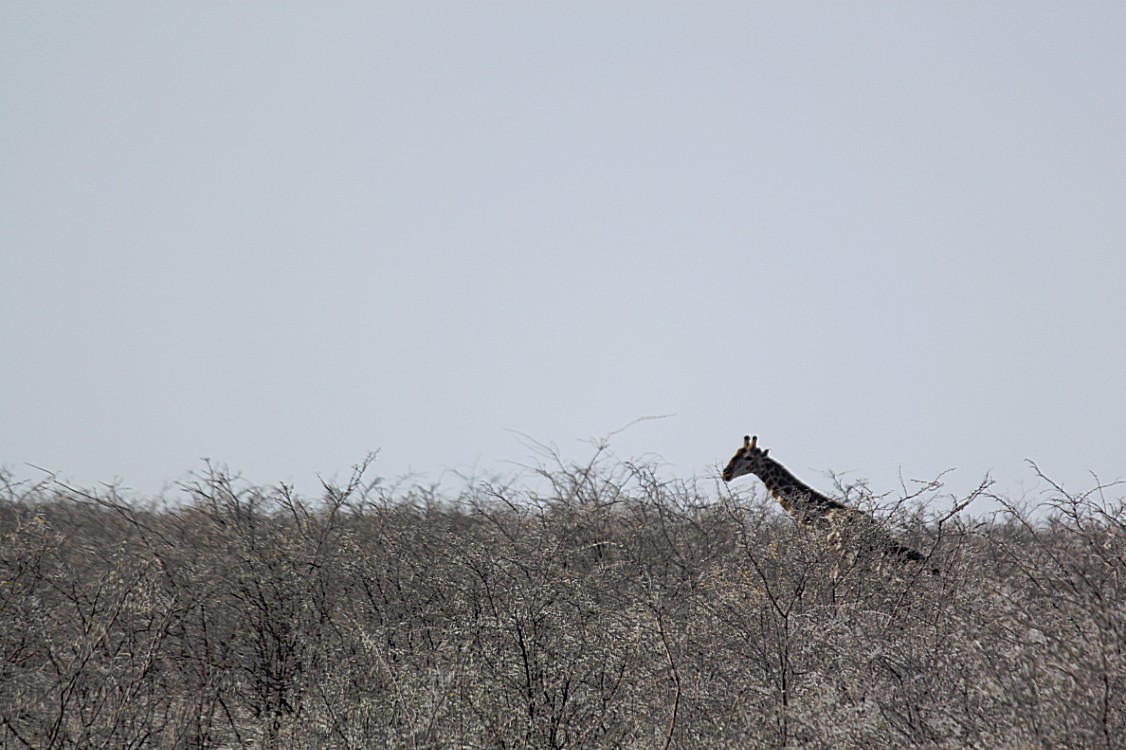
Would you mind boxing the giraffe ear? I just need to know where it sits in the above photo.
[762,449,769,457]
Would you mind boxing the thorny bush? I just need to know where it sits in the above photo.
[1,453,1123,749]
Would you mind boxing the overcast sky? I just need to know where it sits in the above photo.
[3,2,1124,508]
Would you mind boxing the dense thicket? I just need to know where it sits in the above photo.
[1,454,1123,749]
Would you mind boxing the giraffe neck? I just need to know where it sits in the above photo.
[752,455,839,519]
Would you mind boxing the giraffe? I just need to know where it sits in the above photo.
[721,435,928,570]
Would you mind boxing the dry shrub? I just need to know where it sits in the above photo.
[1,454,1122,749]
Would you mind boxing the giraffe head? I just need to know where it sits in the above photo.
[721,434,770,482]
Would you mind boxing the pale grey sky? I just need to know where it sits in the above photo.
[2,2,1124,506]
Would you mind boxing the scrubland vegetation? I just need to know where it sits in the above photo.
[1,450,1123,749]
